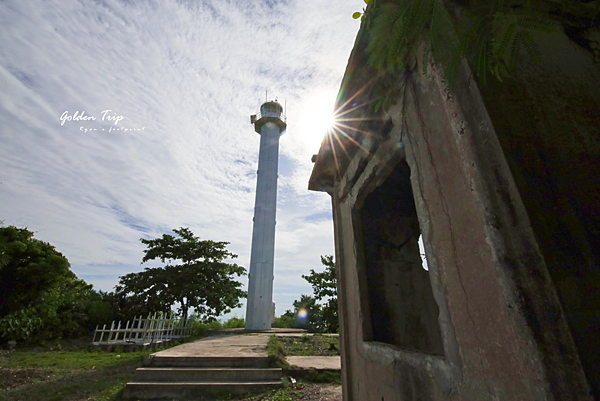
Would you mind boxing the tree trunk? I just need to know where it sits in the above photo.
[181,298,188,324]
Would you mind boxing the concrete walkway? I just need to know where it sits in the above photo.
[154,333,269,357]
[124,330,341,399]
[152,329,341,370]
[286,356,341,370]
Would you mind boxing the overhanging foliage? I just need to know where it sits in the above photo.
[359,0,599,112]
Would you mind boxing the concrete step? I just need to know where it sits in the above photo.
[133,367,282,382]
[146,355,270,368]
[122,381,282,400]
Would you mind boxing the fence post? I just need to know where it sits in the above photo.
[92,312,194,348]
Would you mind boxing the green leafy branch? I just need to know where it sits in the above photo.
[361,0,563,112]
[353,0,372,24]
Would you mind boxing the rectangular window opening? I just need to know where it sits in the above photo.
[358,159,444,355]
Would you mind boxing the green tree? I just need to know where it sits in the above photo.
[283,256,339,333]
[357,0,599,112]
[302,255,339,333]
[116,228,247,322]
[292,294,324,332]
[272,310,295,329]
[0,225,107,342]
[0,225,73,318]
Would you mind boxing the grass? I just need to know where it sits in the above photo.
[0,337,196,401]
[2,327,340,400]
[266,335,289,368]
[192,316,245,336]
[277,333,340,357]
[298,370,341,384]
[266,334,340,363]
[249,386,301,401]
[266,334,342,386]
[2,349,151,370]
[0,347,154,401]
[230,378,301,401]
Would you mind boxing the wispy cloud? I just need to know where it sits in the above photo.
[0,0,358,318]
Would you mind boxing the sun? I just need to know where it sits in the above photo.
[297,93,338,150]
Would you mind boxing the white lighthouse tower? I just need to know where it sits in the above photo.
[245,100,286,331]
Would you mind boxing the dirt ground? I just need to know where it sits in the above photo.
[1,364,343,401]
[276,335,340,357]
[289,383,342,401]
[236,382,343,401]
[1,338,343,401]
[0,367,55,391]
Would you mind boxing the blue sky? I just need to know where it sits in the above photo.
[0,0,361,318]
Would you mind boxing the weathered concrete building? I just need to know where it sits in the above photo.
[309,5,600,400]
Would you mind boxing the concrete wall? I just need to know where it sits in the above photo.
[477,31,600,398]
[310,17,598,401]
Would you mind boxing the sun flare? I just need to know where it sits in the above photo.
[298,93,338,150]
[297,308,308,319]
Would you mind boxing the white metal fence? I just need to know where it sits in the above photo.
[92,312,193,347]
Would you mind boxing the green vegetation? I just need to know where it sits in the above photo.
[271,313,295,329]
[231,380,342,401]
[266,335,342,390]
[266,334,341,364]
[0,225,113,343]
[0,223,247,347]
[357,0,600,111]
[2,348,151,370]
[301,255,338,333]
[277,334,340,357]
[0,343,155,401]
[366,0,559,86]
[275,255,339,333]
[267,335,289,368]
[192,315,246,336]
[239,383,301,401]
[2,319,338,401]
[297,370,342,385]
[1,315,246,401]
[1,223,336,400]
[117,227,247,322]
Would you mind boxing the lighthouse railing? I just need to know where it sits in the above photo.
[254,110,287,123]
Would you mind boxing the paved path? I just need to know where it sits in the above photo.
[156,333,269,357]
[153,331,341,370]
[286,356,341,370]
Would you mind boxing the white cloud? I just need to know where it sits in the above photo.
[0,0,359,319]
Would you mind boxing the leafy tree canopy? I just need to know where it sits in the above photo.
[303,255,338,301]
[292,294,323,332]
[116,228,247,322]
[0,224,110,342]
[302,255,339,333]
[279,255,339,333]
[0,225,73,318]
[357,0,600,112]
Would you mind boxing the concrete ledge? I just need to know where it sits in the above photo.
[284,356,341,382]
[147,356,270,368]
[123,381,282,400]
[203,328,307,335]
[285,356,341,370]
[134,367,282,382]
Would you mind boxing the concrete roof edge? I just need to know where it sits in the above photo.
[308,20,371,193]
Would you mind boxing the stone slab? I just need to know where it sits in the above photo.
[145,332,340,371]
[153,333,268,358]
[286,356,341,370]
